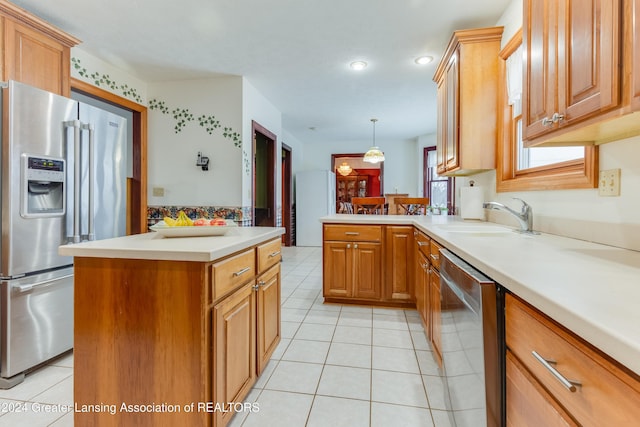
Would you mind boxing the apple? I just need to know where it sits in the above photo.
[210,218,227,226]
[193,218,208,226]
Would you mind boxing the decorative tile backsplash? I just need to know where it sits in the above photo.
[147,205,251,228]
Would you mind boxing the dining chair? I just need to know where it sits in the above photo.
[394,197,429,215]
[351,197,386,215]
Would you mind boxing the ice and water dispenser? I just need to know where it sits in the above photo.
[21,154,65,217]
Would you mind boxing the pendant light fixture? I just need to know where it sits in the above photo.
[363,118,385,164]
[337,162,353,176]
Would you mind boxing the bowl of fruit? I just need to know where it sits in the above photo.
[150,211,237,237]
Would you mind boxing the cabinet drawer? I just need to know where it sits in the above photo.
[324,225,382,242]
[414,230,430,258]
[212,249,255,301]
[429,240,442,270]
[257,238,281,273]
[506,294,640,427]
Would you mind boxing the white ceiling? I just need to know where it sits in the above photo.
[13,0,511,145]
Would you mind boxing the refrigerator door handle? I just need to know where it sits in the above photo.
[12,273,74,293]
[81,122,95,241]
[65,120,82,243]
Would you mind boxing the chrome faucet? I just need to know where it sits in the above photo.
[483,198,538,234]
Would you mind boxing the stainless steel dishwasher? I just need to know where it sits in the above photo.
[439,249,502,427]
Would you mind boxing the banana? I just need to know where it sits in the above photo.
[163,211,193,227]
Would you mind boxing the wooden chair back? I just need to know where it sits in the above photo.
[351,197,386,215]
[394,197,429,215]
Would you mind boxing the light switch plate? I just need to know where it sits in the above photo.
[152,187,165,197]
[598,169,621,196]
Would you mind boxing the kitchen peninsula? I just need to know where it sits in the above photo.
[59,227,284,427]
[322,214,640,426]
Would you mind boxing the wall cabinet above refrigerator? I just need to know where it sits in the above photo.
[0,0,80,96]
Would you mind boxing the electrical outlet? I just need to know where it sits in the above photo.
[152,187,165,197]
[598,169,621,196]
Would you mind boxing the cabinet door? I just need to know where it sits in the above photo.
[323,241,352,298]
[436,77,447,174]
[444,52,460,172]
[353,242,382,300]
[506,351,577,427]
[633,0,640,110]
[385,226,414,302]
[256,264,281,375]
[415,252,430,329]
[213,282,256,427]
[3,18,71,96]
[429,267,443,367]
[559,0,620,125]
[523,0,559,140]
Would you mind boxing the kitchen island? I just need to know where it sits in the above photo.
[59,226,284,427]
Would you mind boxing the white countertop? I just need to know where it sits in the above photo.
[59,227,285,262]
[322,214,640,376]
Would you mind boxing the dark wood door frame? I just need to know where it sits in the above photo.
[281,143,292,246]
[252,120,277,227]
[71,77,147,234]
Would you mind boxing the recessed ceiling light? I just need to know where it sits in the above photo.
[350,61,368,71]
[415,56,433,65]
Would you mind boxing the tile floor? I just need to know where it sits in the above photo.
[0,246,456,427]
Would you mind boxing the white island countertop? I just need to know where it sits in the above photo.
[322,214,640,377]
[59,226,285,262]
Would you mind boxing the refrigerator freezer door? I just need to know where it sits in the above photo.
[1,81,77,277]
[1,267,74,378]
[77,103,127,240]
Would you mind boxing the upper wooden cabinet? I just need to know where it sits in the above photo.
[433,27,503,176]
[0,1,79,96]
[523,0,621,144]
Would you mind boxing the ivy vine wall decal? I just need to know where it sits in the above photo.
[71,57,243,151]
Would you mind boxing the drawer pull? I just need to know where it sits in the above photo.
[418,241,429,246]
[252,284,260,291]
[257,280,266,287]
[345,232,360,236]
[268,250,281,258]
[532,351,582,392]
[233,267,251,277]
[347,244,351,249]
[431,254,440,260]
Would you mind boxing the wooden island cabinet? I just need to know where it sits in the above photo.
[61,228,283,427]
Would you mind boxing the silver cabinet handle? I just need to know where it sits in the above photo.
[532,351,581,392]
[346,244,351,249]
[258,280,266,287]
[252,284,260,291]
[233,267,251,277]
[431,254,439,260]
[541,117,554,127]
[345,232,360,236]
[268,250,281,258]
[354,244,358,249]
[551,112,565,123]
[418,241,429,246]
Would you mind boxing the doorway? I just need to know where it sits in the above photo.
[70,78,147,234]
[331,153,383,213]
[281,143,293,246]
[252,121,277,227]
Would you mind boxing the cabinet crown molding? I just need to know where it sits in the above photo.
[0,0,80,46]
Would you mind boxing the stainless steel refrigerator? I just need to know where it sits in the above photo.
[296,170,336,246]
[0,80,127,387]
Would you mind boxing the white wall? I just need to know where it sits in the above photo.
[242,78,283,218]
[147,77,244,206]
[70,48,149,102]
